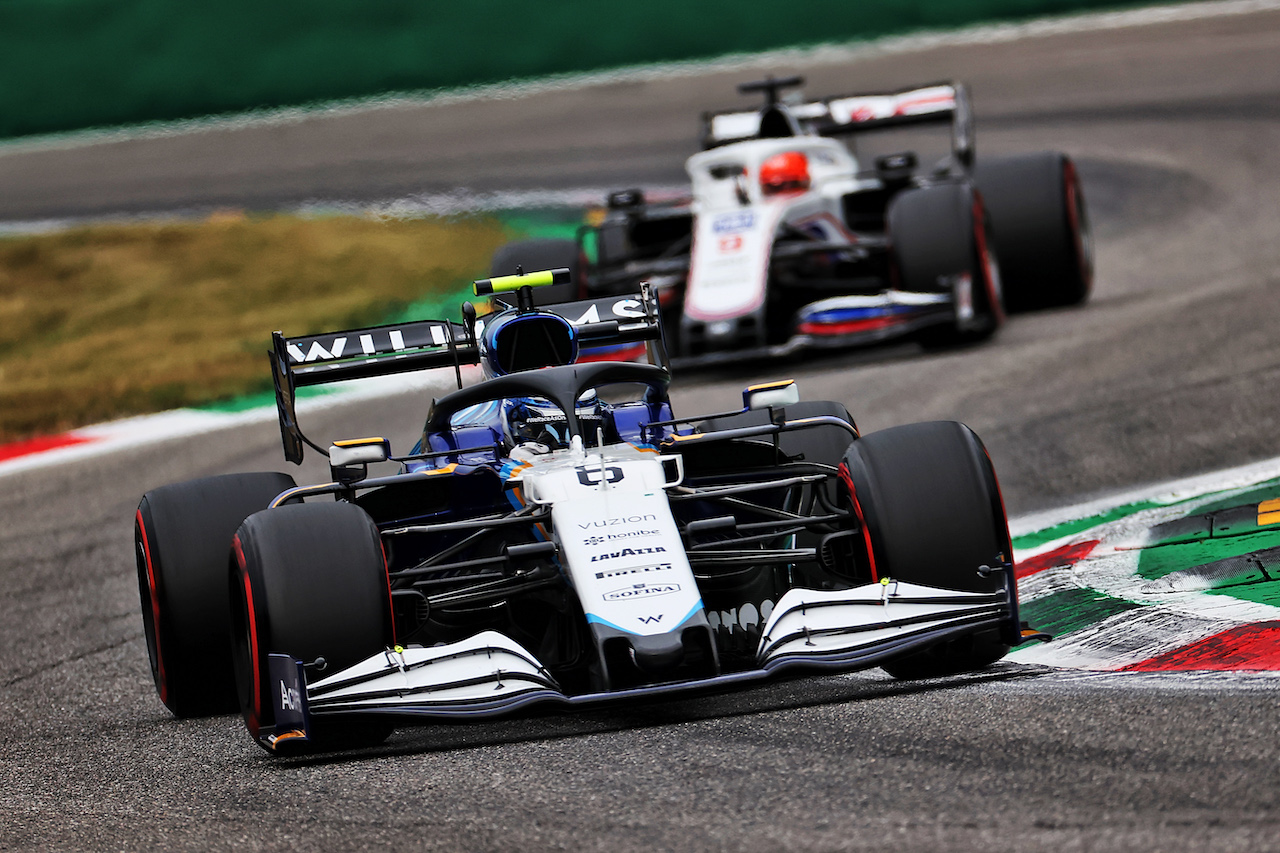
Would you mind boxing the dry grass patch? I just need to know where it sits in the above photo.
[0,214,507,441]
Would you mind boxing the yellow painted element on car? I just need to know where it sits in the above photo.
[1257,498,1280,526]
[747,379,795,392]
[333,436,387,447]
[473,267,571,295]
[880,577,891,586]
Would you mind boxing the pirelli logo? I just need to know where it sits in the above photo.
[595,562,673,581]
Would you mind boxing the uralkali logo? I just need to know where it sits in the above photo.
[603,583,681,602]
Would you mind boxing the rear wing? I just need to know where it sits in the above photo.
[270,288,666,463]
[270,317,476,463]
[702,81,974,167]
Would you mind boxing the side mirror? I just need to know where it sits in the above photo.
[743,380,799,410]
[329,437,391,484]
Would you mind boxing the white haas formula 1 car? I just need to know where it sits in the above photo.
[491,76,1093,364]
[134,269,1044,754]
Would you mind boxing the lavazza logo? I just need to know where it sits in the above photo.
[583,529,659,546]
[578,514,657,530]
[590,546,665,564]
[603,583,681,602]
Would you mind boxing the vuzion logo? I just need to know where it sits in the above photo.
[578,514,657,529]
[603,583,681,601]
[591,546,666,563]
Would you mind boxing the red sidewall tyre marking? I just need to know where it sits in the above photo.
[233,535,264,739]
[971,194,1005,324]
[1062,158,1094,294]
[838,462,879,583]
[135,509,169,706]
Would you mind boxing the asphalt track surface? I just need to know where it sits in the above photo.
[4,8,1280,851]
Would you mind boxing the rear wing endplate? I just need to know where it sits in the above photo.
[702,81,974,167]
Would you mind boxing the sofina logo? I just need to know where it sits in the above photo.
[603,583,681,601]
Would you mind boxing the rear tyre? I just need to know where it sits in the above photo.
[975,152,1093,312]
[839,421,1013,679]
[490,238,587,304]
[135,471,296,718]
[887,182,1003,348]
[230,501,395,752]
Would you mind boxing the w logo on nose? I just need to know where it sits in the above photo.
[637,615,663,625]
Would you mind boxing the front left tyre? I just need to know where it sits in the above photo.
[135,471,297,717]
[230,500,395,752]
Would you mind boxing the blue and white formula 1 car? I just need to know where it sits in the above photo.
[134,269,1042,754]
[492,76,1093,365]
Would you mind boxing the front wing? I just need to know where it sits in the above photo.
[260,577,1017,751]
[671,278,974,369]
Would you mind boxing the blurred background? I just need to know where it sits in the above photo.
[0,0,1141,139]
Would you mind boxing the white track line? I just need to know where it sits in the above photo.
[0,366,475,477]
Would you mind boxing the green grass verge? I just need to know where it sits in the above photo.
[0,213,509,441]
[1,0,1157,140]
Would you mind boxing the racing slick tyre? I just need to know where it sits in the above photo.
[839,421,1014,679]
[135,471,296,718]
[886,182,1003,348]
[490,238,587,305]
[230,501,395,753]
[974,152,1093,312]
